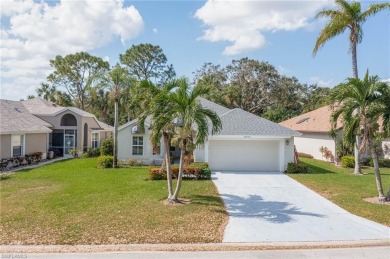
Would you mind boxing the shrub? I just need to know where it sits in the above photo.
[319,146,334,161]
[97,156,113,168]
[85,147,100,157]
[369,158,390,168]
[100,138,114,156]
[68,148,79,158]
[127,158,144,166]
[0,173,13,181]
[298,152,313,158]
[148,165,211,180]
[286,163,309,174]
[341,156,355,168]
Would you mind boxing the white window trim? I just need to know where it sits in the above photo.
[132,135,144,156]
[11,134,25,157]
[91,132,100,148]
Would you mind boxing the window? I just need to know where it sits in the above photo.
[132,136,143,155]
[12,135,24,157]
[60,113,77,126]
[92,133,99,148]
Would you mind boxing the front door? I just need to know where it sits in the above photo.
[64,135,75,155]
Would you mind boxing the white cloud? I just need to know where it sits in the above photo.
[195,0,331,55]
[152,28,158,33]
[309,76,333,87]
[1,0,144,100]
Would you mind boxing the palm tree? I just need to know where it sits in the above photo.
[97,65,131,168]
[153,79,222,203]
[313,0,390,174]
[330,71,389,202]
[137,79,178,198]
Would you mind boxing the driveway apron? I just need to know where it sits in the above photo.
[212,171,390,242]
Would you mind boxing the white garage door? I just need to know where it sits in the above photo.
[208,140,280,171]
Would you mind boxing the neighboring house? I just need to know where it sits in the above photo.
[118,98,300,172]
[279,106,390,161]
[0,98,113,159]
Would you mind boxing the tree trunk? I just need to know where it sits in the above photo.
[351,40,362,175]
[368,138,386,202]
[171,139,186,202]
[113,101,118,168]
[162,133,173,199]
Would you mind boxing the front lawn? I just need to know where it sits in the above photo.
[0,158,227,245]
[289,158,390,226]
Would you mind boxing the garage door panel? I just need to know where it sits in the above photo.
[208,140,279,171]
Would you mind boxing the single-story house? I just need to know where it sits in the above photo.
[279,106,390,161]
[118,98,301,172]
[0,98,113,159]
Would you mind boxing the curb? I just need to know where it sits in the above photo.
[1,239,389,253]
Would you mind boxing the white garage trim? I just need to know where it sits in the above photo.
[208,139,282,172]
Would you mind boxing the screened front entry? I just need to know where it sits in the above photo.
[49,129,77,156]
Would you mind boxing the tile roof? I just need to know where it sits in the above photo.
[279,106,342,133]
[0,99,52,134]
[215,108,301,137]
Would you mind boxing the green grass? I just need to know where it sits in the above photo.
[289,158,390,226]
[0,158,227,245]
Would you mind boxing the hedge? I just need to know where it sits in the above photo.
[97,156,113,168]
[341,156,355,168]
[369,158,390,168]
[298,152,313,158]
[286,163,309,174]
[148,165,211,180]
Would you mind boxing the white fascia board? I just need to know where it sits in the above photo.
[118,119,138,131]
[0,130,52,135]
[208,135,295,140]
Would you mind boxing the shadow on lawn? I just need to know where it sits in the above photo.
[222,194,324,224]
[300,161,337,175]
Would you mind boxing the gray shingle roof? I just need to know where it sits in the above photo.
[197,97,230,116]
[0,99,52,134]
[196,98,300,137]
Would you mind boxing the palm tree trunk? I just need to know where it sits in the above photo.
[162,133,173,199]
[172,139,186,202]
[368,138,386,202]
[351,40,362,175]
[113,101,118,168]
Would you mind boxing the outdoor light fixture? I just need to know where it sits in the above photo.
[286,140,290,145]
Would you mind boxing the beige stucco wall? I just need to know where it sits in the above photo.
[37,110,107,151]
[0,134,11,159]
[294,132,336,161]
[25,133,48,155]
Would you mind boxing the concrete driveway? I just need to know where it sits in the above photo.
[212,171,390,242]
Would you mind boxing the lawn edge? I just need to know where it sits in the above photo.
[1,239,389,253]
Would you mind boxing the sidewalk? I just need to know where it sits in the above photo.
[3,156,71,173]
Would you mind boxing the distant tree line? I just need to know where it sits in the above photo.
[33,44,332,126]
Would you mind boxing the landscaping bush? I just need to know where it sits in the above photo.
[298,152,313,158]
[369,158,390,168]
[97,156,113,168]
[148,165,211,180]
[286,163,309,174]
[100,138,114,156]
[341,156,355,168]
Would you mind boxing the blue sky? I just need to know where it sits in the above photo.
[1,0,389,100]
